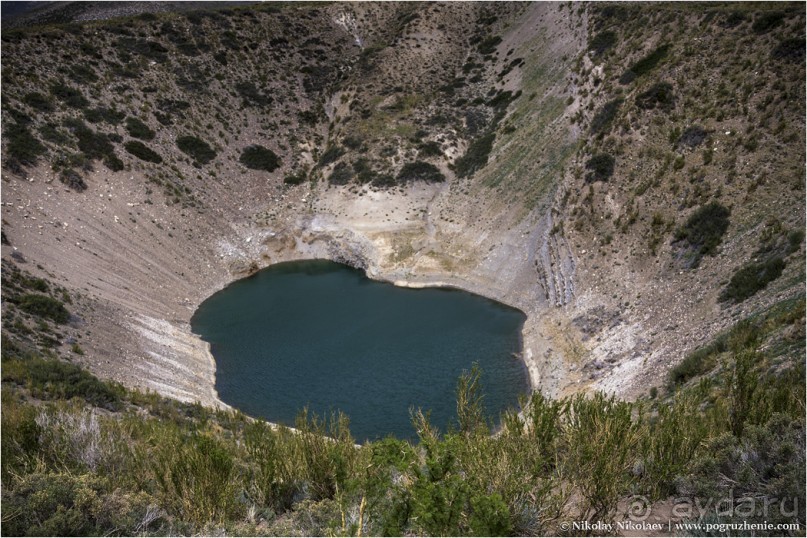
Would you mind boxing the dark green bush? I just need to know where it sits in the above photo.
[67,64,98,84]
[50,81,89,108]
[397,161,446,183]
[343,136,363,150]
[371,174,396,187]
[284,172,307,185]
[240,145,281,172]
[668,348,716,386]
[236,81,272,107]
[60,168,88,192]
[317,144,343,167]
[17,293,69,323]
[681,414,805,530]
[83,107,125,125]
[329,162,353,185]
[678,125,707,148]
[454,132,496,178]
[590,98,623,135]
[3,355,122,409]
[22,92,54,112]
[477,35,502,55]
[674,202,730,267]
[4,123,46,166]
[177,135,216,165]
[124,140,162,163]
[720,11,747,28]
[115,37,168,62]
[585,154,615,182]
[620,44,669,83]
[2,473,116,536]
[125,117,155,140]
[63,119,119,168]
[720,257,786,303]
[635,82,675,111]
[772,38,806,62]
[418,141,443,157]
[752,11,785,34]
[104,154,125,172]
[353,158,376,183]
[589,30,617,56]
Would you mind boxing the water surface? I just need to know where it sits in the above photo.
[191,260,528,441]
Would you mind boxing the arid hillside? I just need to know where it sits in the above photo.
[1,1,804,407]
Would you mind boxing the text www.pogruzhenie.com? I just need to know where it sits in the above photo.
[563,520,801,534]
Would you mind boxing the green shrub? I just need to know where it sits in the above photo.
[418,141,443,157]
[674,202,731,267]
[63,119,121,170]
[125,117,155,140]
[477,35,502,55]
[590,98,622,135]
[2,355,122,409]
[84,106,125,125]
[454,132,496,178]
[585,153,615,182]
[115,37,168,62]
[4,123,46,166]
[317,144,343,167]
[589,30,617,56]
[721,11,747,28]
[18,293,69,323]
[236,81,272,107]
[635,82,675,110]
[680,414,805,531]
[397,161,446,183]
[772,38,806,62]
[124,140,162,163]
[67,64,98,84]
[668,348,716,386]
[678,125,707,148]
[329,162,354,185]
[243,421,301,511]
[22,91,54,112]
[239,145,281,172]
[1,472,152,536]
[284,172,307,185]
[50,81,89,108]
[152,433,243,526]
[60,168,88,191]
[563,393,639,524]
[620,44,669,83]
[177,135,216,165]
[39,123,70,144]
[752,11,785,34]
[720,257,786,303]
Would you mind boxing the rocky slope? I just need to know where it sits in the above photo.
[1,2,804,408]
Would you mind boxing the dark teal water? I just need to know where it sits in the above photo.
[191,260,528,442]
